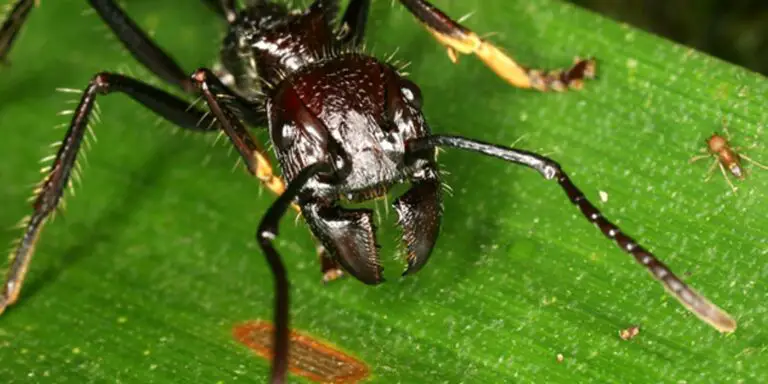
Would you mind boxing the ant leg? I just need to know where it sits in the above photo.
[398,0,596,91]
[257,162,332,384]
[407,135,737,333]
[202,0,239,23]
[193,66,345,376]
[184,65,267,127]
[191,69,285,195]
[740,154,768,170]
[89,0,265,125]
[689,154,711,164]
[0,0,36,63]
[0,0,203,92]
[703,159,718,181]
[338,0,370,46]
[717,162,738,193]
[191,68,344,283]
[721,120,732,140]
[0,73,220,315]
[89,0,193,92]
[733,142,760,151]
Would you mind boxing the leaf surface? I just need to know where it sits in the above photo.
[0,1,766,382]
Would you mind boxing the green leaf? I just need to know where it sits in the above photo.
[1,0,766,382]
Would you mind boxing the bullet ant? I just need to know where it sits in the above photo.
[0,1,735,382]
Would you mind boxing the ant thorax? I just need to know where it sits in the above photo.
[219,2,336,101]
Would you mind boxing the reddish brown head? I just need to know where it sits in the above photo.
[266,53,441,284]
[707,133,744,179]
[706,133,729,153]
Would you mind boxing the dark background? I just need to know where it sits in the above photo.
[567,0,768,75]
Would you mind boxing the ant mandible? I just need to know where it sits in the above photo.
[0,1,735,383]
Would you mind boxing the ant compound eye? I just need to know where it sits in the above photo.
[401,87,415,102]
[334,153,346,171]
[279,123,295,148]
[400,79,423,109]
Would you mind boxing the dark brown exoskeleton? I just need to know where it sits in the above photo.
[0,0,736,382]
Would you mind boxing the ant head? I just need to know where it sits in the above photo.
[266,54,441,283]
[707,133,728,153]
[267,54,434,199]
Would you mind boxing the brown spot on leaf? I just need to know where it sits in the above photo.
[233,320,370,383]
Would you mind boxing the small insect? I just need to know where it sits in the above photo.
[690,126,768,193]
[619,325,640,341]
[0,0,736,383]
[233,321,370,383]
